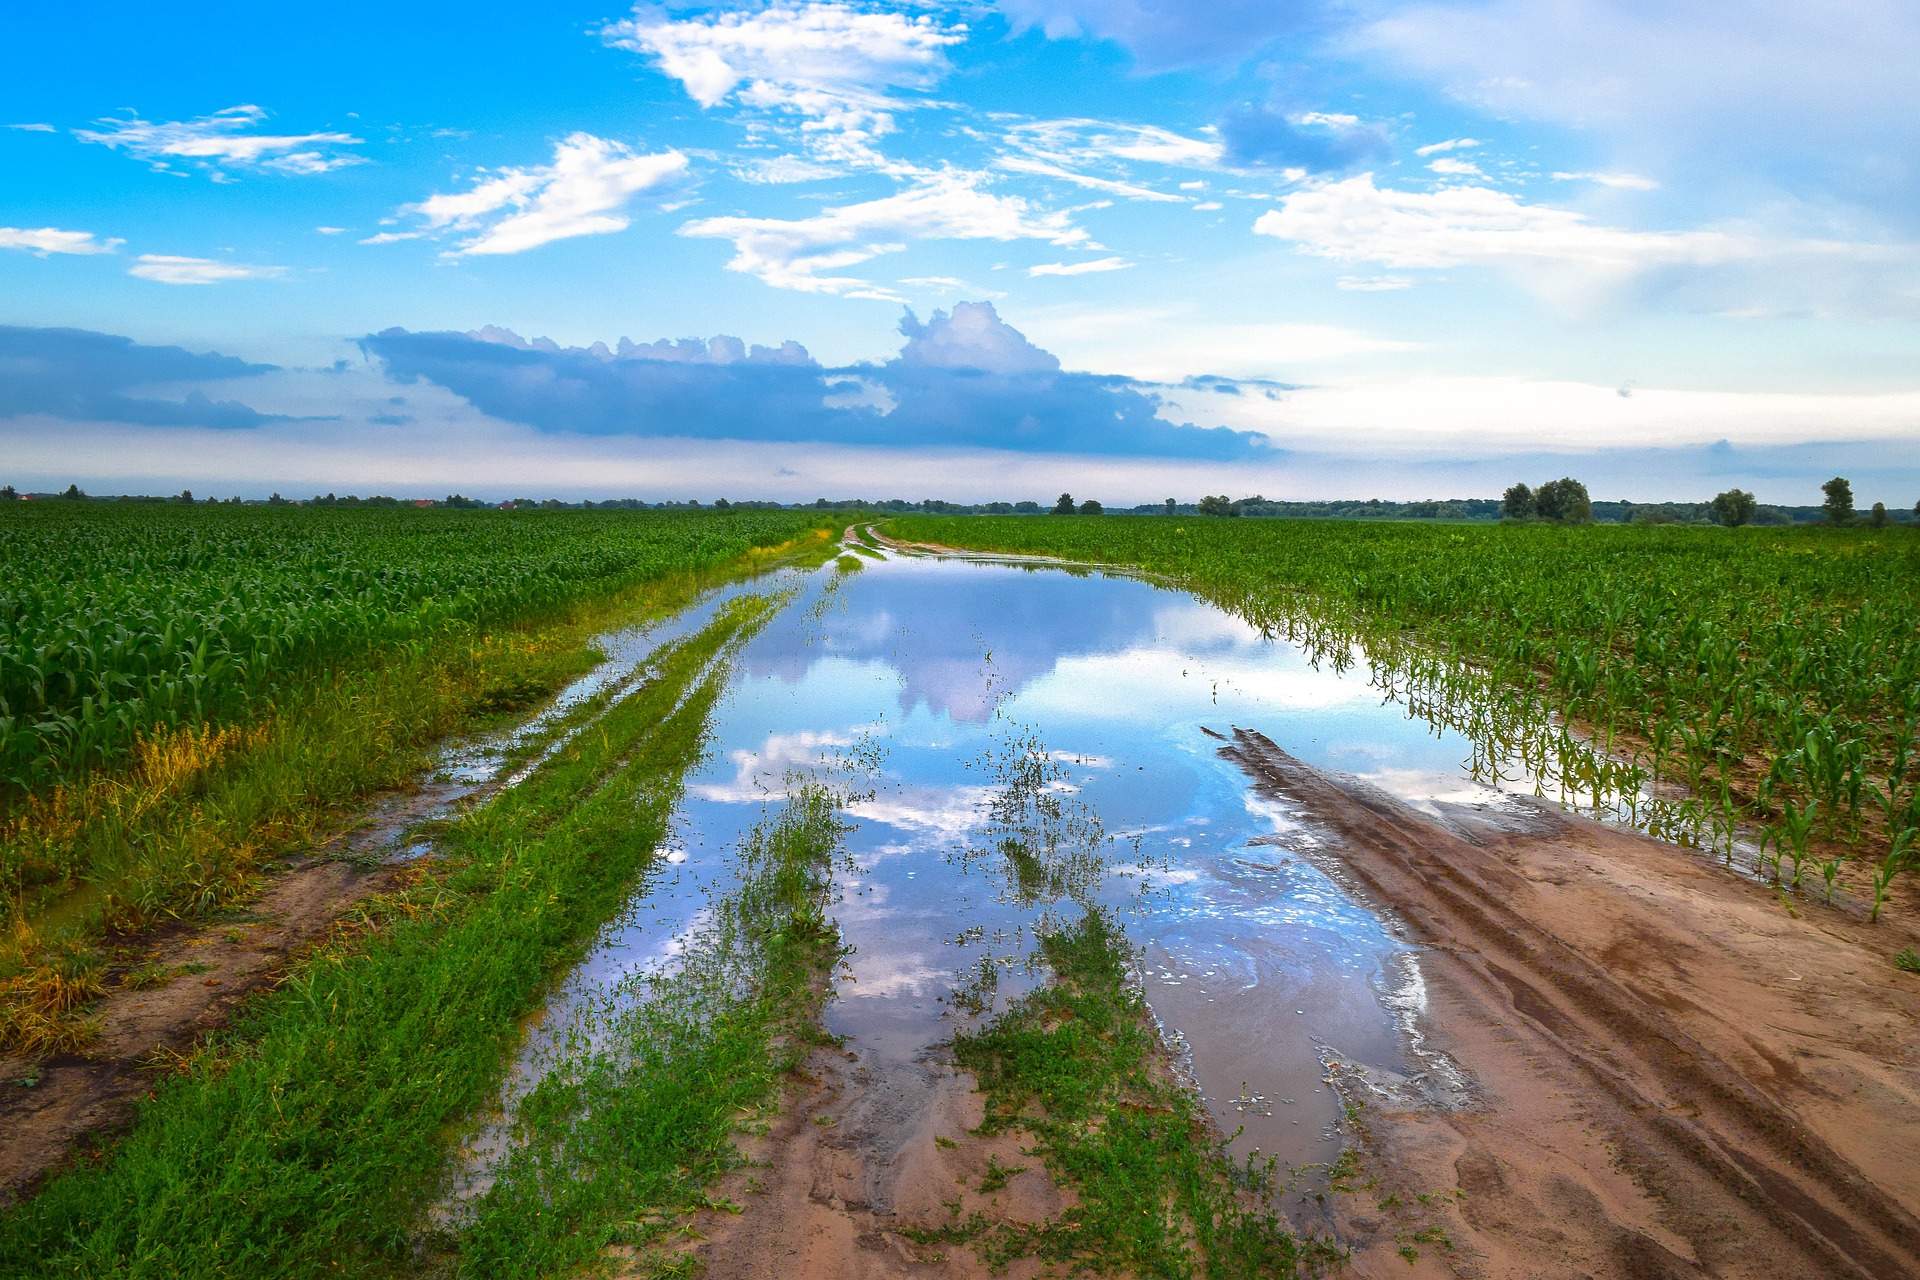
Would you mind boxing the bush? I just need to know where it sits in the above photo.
[1711,489,1758,527]
[1534,477,1593,523]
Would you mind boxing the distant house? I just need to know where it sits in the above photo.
[413,499,434,508]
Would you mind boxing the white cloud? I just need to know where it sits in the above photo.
[1427,157,1485,178]
[75,105,362,176]
[995,156,1182,202]
[7,123,56,132]
[1005,119,1223,168]
[391,134,688,256]
[1254,174,1764,272]
[0,226,123,256]
[1415,138,1479,156]
[1029,255,1133,277]
[680,170,1087,297]
[1336,275,1414,291]
[1553,171,1660,190]
[126,255,285,285]
[731,154,838,184]
[603,3,960,168]
[315,226,347,235]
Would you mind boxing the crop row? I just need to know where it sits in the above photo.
[891,516,1920,917]
[0,504,825,794]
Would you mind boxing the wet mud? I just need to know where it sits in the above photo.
[1223,728,1920,1279]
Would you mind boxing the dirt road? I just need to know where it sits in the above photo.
[1223,728,1920,1279]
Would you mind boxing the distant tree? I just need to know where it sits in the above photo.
[1869,501,1889,528]
[1500,482,1534,519]
[1822,476,1855,525]
[62,483,84,500]
[1533,477,1592,523]
[0,485,16,501]
[1078,498,1103,515]
[1014,501,1041,514]
[1052,492,1075,514]
[175,489,194,503]
[1197,494,1237,517]
[1164,497,1176,515]
[1710,488,1757,527]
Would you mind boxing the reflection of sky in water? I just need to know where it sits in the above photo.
[552,550,1524,1168]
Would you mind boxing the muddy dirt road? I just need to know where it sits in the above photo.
[1224,728,1920,1279]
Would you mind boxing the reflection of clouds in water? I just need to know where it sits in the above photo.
[689,725,862,803]
[846,784,994,841]
[1019,646,1376,722]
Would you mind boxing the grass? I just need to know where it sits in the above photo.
[1895,948,1920,974]
[444,785,848,1277]
[0,592,785,1277]
[926,908,1339,1279]
[1,528,836,1052]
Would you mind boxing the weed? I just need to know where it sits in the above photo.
[1894,949,1920,974]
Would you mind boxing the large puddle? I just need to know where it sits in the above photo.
[486,535,1573,1177]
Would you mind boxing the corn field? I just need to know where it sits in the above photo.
[0,503,823,794]
[892,516,1920,918]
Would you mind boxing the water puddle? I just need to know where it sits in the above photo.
[464,534,1602,1191]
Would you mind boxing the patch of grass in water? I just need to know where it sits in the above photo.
[445,785,848,1277]
[940,908,1342,1279]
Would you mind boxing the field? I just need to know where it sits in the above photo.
[1,503,829,1050]
[893,515,1920,920]
[3,506,1917,1278]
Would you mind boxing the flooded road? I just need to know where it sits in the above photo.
[519,537,1545,1172]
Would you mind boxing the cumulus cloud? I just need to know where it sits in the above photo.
[127,255,286,285]
[603,3,960,167]
[1217,104,1389,173]
[0,226,123,256]
[383,134,688,256]
[362,301,1265,459]
[0,325,291,429]
[1029,256,1133,277]
[75,105,363,177]
[679,170,1086,297]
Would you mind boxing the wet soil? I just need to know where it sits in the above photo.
[0,777,474,1206]
[1223,728,1920,1279]
[649,1041,1069,1279]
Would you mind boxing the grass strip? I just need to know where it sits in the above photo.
[933,908,1339,1279]
[446,785,847,1278]
[0,594,781,1278]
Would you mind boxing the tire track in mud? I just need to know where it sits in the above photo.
[1222,727,1920,1279]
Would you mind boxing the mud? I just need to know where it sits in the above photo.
[1222,728,1920,1279]
[0,852,398,1205]
[650,1039,1068,1279]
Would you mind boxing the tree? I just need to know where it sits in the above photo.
[0,485,16,501]
[1052,492,1075,514]
[1534,477,1592,523]
[1164,498,1176,515]
[1822,476,1854,525]
[1197,494,1236,517]
[1710,488,1757,527]
[61,483,84,500]
[1500,482,1533,519]
[1869,501,1888,528]
[1078,498,1103,515]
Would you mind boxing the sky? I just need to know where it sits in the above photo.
[3,0,1918,505]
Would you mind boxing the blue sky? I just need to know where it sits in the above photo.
[3,0,1917,504]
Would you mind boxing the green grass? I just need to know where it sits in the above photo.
[0,593,784,1277]
[931,908,1338,1279]
[894,515,1920,915]
[446,785,847,1277]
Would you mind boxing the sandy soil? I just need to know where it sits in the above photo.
[1223,728,1920,1280]
[645,1040,1071,1279]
